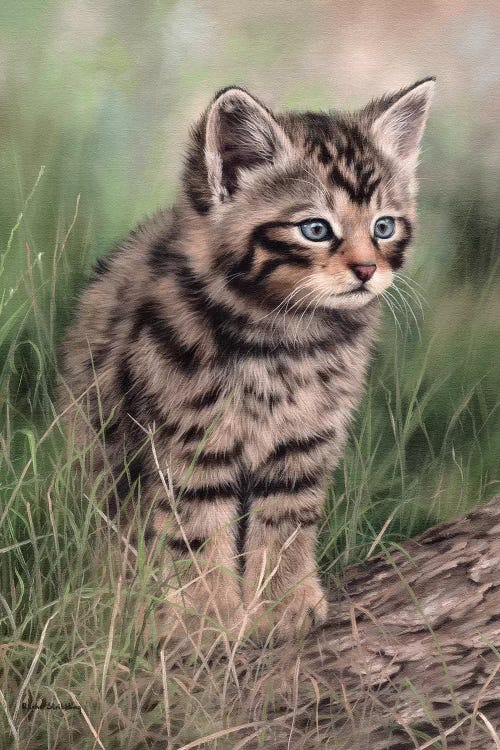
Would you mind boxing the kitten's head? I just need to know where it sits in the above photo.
[183,79,435,311]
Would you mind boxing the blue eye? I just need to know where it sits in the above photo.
[299,219,333,242]
[374,216,396,239]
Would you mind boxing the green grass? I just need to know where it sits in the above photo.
[1,3,499,745]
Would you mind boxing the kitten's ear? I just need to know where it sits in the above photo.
[368,78,435,166]
[204,87,290,203]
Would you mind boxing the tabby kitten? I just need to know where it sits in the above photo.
[59,78,434,640]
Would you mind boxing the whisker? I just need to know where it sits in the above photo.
[254,274,317,323]
[393,271,428,296]
[382,293,403,338]
[288,285,323,342]
[385,289,410,338]
[303,287,333,338]
[300,163,333,203]
[393,272,428,307]
[270,284,318,335]
[285,288,320,342]
[390,286,422,341]
[273,282,323,340]
[393,283,425,319]
[286,287,318,315]
[285,172,332,207]
[384,287,406,317]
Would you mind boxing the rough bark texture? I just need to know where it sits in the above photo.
[208,497,500,749]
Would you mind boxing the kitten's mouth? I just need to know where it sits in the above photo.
[336,285,371,296]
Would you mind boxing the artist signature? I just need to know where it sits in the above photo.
[21,698,80,712]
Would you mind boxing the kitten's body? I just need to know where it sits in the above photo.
[59,80,434,639]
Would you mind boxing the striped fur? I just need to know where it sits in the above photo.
[58,79,434,640]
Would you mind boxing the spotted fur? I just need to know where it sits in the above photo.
[58,79,434,640]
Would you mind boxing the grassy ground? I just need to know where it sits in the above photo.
[0,142,499,749]
[1,4,500,747]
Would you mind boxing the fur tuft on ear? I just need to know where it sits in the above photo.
[204,88,290,204]
[367,77,435,166]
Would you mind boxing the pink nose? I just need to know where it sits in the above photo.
[350,263,377,283]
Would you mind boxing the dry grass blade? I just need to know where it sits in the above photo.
[176,721,263,750]
[159,648,172,748]
[61,690,106,750]
[477,711,500,749]
[0,688,19,750]
[414,716,472,749]
[101,575,122,707]
[12,610,58,722]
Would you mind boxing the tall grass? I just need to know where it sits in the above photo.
[0,150,498,747]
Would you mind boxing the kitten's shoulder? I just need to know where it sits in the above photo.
[90,207,174,283]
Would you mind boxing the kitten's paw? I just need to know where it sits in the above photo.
[250,579,328,642]
[139,586,245,649]
[281,579,328,637]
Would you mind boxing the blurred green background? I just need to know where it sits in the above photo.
[1,0,499,566]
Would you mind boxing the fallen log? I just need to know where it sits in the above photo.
[225,495,500,749]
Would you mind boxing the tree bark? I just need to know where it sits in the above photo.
[220,496,500,749]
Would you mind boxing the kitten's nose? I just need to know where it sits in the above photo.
[350,263,377,283]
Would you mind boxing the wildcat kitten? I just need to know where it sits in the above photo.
[59,78,434,640]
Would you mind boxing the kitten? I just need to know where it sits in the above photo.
[59,78,434,640]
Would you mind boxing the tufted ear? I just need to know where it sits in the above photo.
[368,77,435,167]
[204,87,291,204]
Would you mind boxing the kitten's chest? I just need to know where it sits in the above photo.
[230,348,367,467]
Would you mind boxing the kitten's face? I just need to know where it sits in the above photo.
[185,81,434,312]
[214,143,413,311]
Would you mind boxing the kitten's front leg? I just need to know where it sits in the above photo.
[142,477,243,645]
[242,483,328,640]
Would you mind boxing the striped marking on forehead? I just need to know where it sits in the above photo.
[302,118,383,206]
[300,112,337,160]
[329,163,381,205]
[332,124,382,204]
